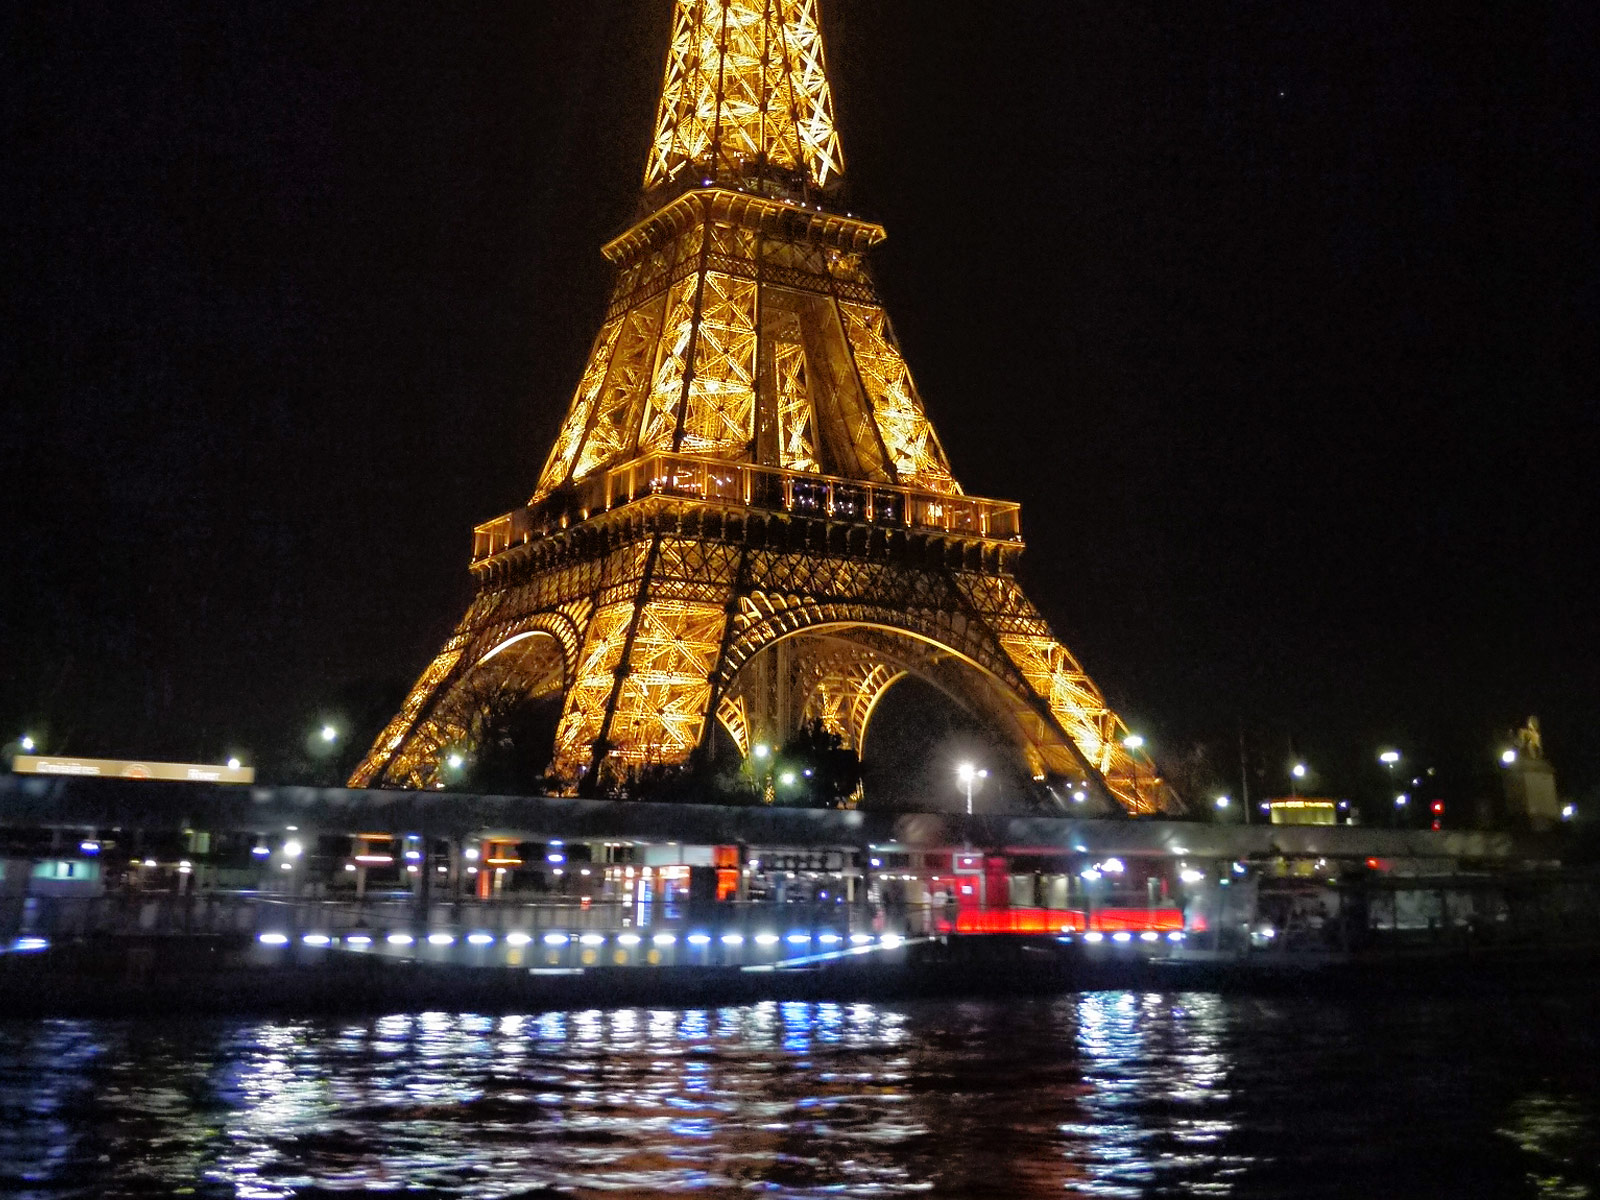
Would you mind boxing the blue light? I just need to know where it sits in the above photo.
[251,846,271,858]
[543,932,570,946]
[302,934,331,947]
[687,933,712,946]
[546,853,566,864]
[467,933,495,946]
[11,937,49,953]
[79,841,100,855]
[258,933,289,946]
[785,932,811,945]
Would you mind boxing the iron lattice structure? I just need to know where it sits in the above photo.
[352,0,1178,815]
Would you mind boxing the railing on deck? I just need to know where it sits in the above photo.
[9,894,1179,946]
[474,453,1023,562]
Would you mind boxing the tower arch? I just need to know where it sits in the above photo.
[714,617,1113,799]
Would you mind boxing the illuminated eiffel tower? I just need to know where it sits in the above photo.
[353,0,1176,815]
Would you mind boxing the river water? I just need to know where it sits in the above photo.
[1,991,1597,1198]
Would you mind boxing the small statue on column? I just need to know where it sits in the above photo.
[1504,715,1560,829]
[1514,716,1544,760]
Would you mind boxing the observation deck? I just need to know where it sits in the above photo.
[473,453,1023,566]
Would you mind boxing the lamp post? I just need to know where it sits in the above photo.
[1379,750,1401,827]
[747,742,774,802]
[1123,734,1145,809]
[956,762,987,817]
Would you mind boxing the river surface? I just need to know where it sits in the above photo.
[2,991,1597,1198]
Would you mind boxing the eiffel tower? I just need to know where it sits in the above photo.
[352,0,1177,815]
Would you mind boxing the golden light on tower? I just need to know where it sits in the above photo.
[352,1,1176,815]
[647,0,843,195]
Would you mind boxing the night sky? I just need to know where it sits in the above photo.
[5,2,1596,805]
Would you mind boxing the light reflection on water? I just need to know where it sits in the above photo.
[0,993,1596,1198]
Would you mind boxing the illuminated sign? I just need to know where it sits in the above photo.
[1267,798,1338,826]
[12,756,255,784]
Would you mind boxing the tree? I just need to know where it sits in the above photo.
[774,719,862,808]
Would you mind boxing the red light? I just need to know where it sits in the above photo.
[949,907,1183,935]
[1431,801,1444,815]
[1366,857,1381,870]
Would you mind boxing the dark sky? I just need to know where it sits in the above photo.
[4,2,1597,802]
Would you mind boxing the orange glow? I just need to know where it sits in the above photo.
[950,907,1183,935]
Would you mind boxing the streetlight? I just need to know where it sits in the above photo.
[747,743,776,802]
[446,752,465,770]
[1287,760,1308,800]
[227,757,242,771]
[1376,750,1403,823]
[956,762,988,817]
[20,735,35,752]
[1215,795,1231,816]
[1122,734,1146,807]
[1500,749,1517,767]
[320,725,339,743]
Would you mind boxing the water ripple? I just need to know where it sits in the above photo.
[0,994,1596,1197]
